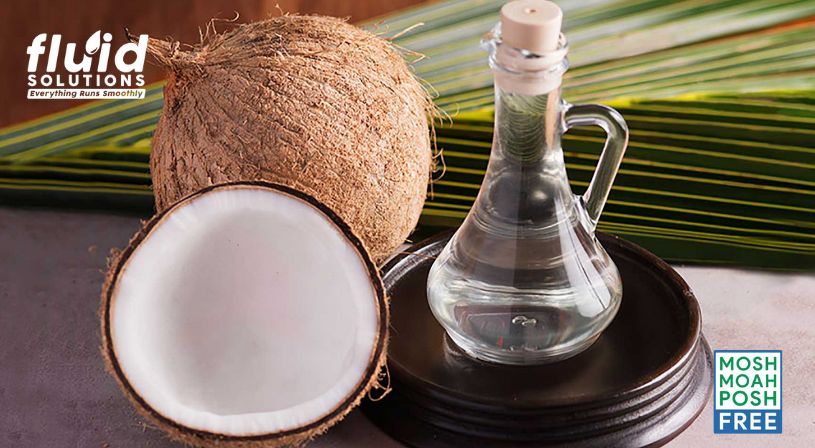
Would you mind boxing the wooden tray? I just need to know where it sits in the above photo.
[363,231,712,447]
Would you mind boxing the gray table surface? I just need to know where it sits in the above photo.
[1,207,812,447]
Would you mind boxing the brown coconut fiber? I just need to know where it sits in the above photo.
[146,15,433,263]
[101,181,390,448]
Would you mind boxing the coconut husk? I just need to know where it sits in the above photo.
[145,15,433,263]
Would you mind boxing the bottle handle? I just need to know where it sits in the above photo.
[563,103,629,230]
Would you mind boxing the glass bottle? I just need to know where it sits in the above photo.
[427,0,629,365]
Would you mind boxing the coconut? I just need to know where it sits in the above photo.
[145,15,432,263]
[101,181,388,447]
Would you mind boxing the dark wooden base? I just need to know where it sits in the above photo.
[363,231,712,447]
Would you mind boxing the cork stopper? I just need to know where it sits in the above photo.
[500,0,563,54]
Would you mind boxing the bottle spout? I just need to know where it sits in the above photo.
[500,0,563,54]
[487,1,568,96]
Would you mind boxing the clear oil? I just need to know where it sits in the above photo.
[426,44,624,365]
[427,207,622,364]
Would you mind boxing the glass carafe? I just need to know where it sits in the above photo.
[427,1,629,365]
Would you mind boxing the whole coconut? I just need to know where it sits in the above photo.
[146,15,432,263]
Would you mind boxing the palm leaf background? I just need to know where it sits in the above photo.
[1,0,813,269]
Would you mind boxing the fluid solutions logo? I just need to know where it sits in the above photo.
[714,350,781,434]
[26,31,148,100]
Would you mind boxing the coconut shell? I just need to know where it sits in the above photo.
[101,181,389,448]
[147,15,432,263]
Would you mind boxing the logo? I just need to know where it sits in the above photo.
[26,31,148,100]
[714,350,781,434]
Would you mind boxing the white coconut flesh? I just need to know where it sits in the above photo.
[107,184,384,438]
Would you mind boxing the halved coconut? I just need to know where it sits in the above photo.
[101,181,388,447]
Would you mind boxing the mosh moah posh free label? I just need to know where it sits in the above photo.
[714,350,782,434]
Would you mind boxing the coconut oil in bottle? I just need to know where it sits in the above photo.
[427,0,629,365]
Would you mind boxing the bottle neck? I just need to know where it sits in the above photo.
[485,28,569,163]
[493,83,563,163]
[469,31,575,230]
